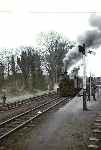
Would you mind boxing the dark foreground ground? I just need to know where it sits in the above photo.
[1,91,101,150]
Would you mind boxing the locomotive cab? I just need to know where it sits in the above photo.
[58,72,81,97]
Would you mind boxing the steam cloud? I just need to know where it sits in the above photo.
[63,47,82,72]
[64,15,101,71]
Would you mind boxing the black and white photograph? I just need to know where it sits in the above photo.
[0,0,100,150]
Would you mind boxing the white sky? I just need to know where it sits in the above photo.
[0,0,101,76]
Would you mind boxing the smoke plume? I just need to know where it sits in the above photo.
[63,47,82,72]
[64,15,101,71]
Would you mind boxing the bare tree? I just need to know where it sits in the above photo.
[17,47,42,89]
[38,31,74,90]
[0,62,5,89]
[11,55,16,76]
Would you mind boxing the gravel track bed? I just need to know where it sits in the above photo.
[0,93,57,123]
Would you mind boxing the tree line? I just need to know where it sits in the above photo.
[0,31,74,93]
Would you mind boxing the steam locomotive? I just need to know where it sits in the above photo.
[58,72,82,97]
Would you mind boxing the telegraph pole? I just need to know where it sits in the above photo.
[89,73,92,101]
[78,44,88,111]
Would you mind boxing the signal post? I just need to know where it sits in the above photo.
[78,44,88,111]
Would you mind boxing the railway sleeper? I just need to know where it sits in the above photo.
[92,129,101,133]
[88,144,99,150]
[94,123,101,126]
[95,119,101,123]
[89,137,101,142]
[93,126,101,129]
[24,124,35,127]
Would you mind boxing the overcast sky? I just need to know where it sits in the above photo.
[0,0,101,76]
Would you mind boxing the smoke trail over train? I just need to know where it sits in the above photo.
[63,14,101,71]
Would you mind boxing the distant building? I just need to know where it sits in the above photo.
[95,77,101,85]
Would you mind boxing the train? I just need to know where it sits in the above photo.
[57,72,82,97]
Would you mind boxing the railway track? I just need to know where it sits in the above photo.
[0,92,58,123]
[0,95,70,142]
[0,91,57,111]
[88,112,101,150]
